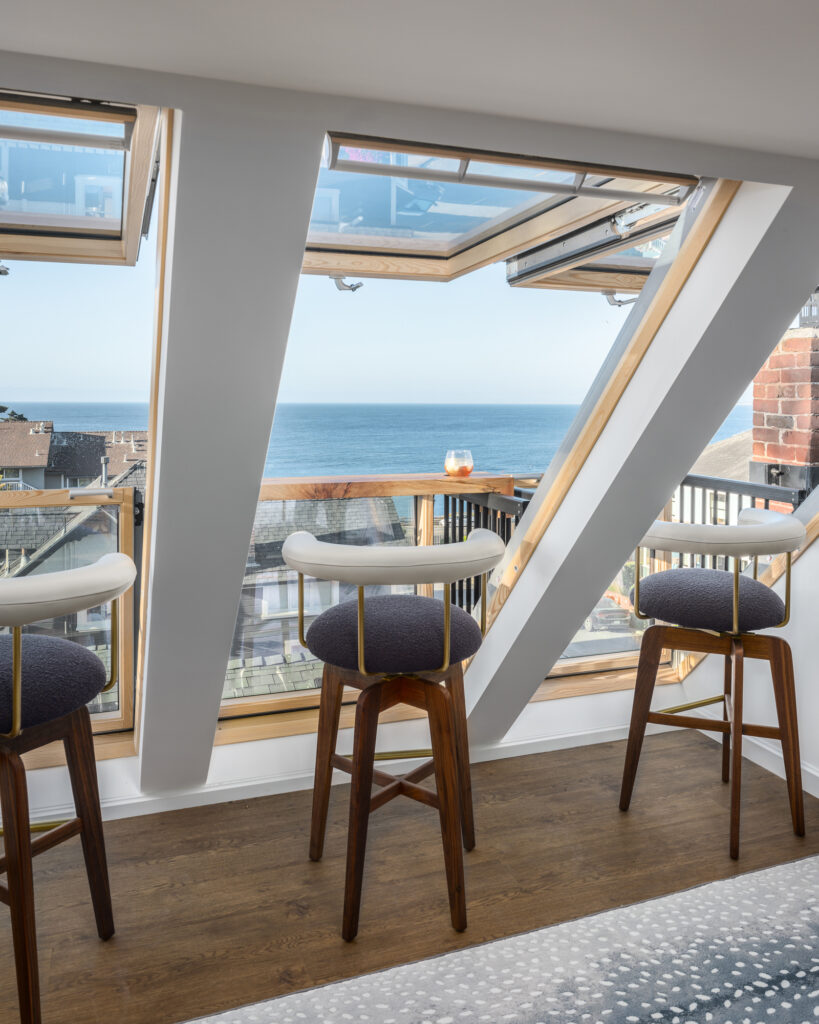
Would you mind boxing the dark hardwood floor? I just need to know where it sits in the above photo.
[1,731,818,1024]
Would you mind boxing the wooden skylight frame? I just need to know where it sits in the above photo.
[0,92,161,266]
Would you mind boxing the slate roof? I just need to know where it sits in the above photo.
[690,430,752,481]
[246,495,410,575]
[223,495,413,699]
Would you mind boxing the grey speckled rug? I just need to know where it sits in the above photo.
[190,855,819,1024]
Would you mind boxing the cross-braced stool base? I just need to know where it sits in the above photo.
[310,663,473,941]
[620,624,805,859]
[0,706,114,1024]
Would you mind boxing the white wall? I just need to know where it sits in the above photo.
[2,49,819,818]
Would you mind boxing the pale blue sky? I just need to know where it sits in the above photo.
[3,225,158,403]
[2,240,640,404]
[280,267,634,403]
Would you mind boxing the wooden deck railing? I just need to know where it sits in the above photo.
[257,472,515,501]
[0,485,137,734]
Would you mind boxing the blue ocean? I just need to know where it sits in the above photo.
[11,402,752,478]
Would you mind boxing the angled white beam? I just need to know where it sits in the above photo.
[137,104,325,791]
[467,180,819,746]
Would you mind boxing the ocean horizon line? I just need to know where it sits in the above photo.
[7,399,754,409]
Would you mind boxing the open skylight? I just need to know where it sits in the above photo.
[302,133,698,282]
[0,93,160,265]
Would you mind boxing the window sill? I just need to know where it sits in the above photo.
[21,730,136,771]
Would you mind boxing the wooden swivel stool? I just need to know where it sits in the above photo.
[619,508,805,859]
[0,553,136,1024]
[282,527,505,940]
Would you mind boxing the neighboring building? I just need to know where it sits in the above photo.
[0,420,147,490]
[0,420,147,578]
[750,327,819,493]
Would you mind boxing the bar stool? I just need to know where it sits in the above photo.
[0,553,136,1024]
[619,507,806,859]
[282,528,505,941]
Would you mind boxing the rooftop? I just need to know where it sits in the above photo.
[0,420,148,479]
[0,419,53,467]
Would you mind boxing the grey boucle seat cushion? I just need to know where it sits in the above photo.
[306,594,483,674]
[637,567,785,633]
[0,634,107,734]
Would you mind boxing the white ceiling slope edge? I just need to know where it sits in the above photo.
[3,47,819,814]
[2,0,819,159]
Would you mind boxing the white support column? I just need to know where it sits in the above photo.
[466,181,819,746]
[137,102,325,792]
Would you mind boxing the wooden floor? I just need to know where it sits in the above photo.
[1,731,818,1024]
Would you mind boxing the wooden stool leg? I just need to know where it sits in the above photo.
[445,665,475,852]
[619,625,664,811]
[310,666,345,862]
[721,653,732,783]
[63,707,114,940]
[729,639,744,860]
[426,684,467,932]
[0,750,41,1024]
[769,638,805,837]
[342,684,381,942]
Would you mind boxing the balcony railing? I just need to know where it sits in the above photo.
[222,472,515,714]
[0,479,37,491]
[222,468,809,716]
[0,486,141,732]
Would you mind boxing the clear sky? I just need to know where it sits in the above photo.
[2,222,158,403]
[280,267,632,404]
[2,235,639,405]
[1,235,763,406]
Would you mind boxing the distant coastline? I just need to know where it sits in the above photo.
[9,401,753,478]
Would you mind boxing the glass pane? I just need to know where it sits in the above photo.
[0,108,126,140]
[0,503,122,714]
[558,564,646,666]
[336,145,461,175]
[224,496,416,701]
[0,107,125,235]
[600,233,671,268]
[309,167,557,256]
[467,161,577,186]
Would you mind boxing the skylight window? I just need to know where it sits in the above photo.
[303,133,698,282]
[0,94,159,265]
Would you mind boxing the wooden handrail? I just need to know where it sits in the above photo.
[0,486,130,509]
[258,472,514,501]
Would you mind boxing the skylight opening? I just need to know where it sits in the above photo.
[305,133,698,278]
[0,92,159,264]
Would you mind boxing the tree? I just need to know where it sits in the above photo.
[0,405,27,422]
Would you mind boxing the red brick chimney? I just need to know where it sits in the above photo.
[751,327,819,492]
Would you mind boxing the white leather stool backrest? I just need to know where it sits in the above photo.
[641,507,806,558]
[282,528,505,586]
[0,553,137,628]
